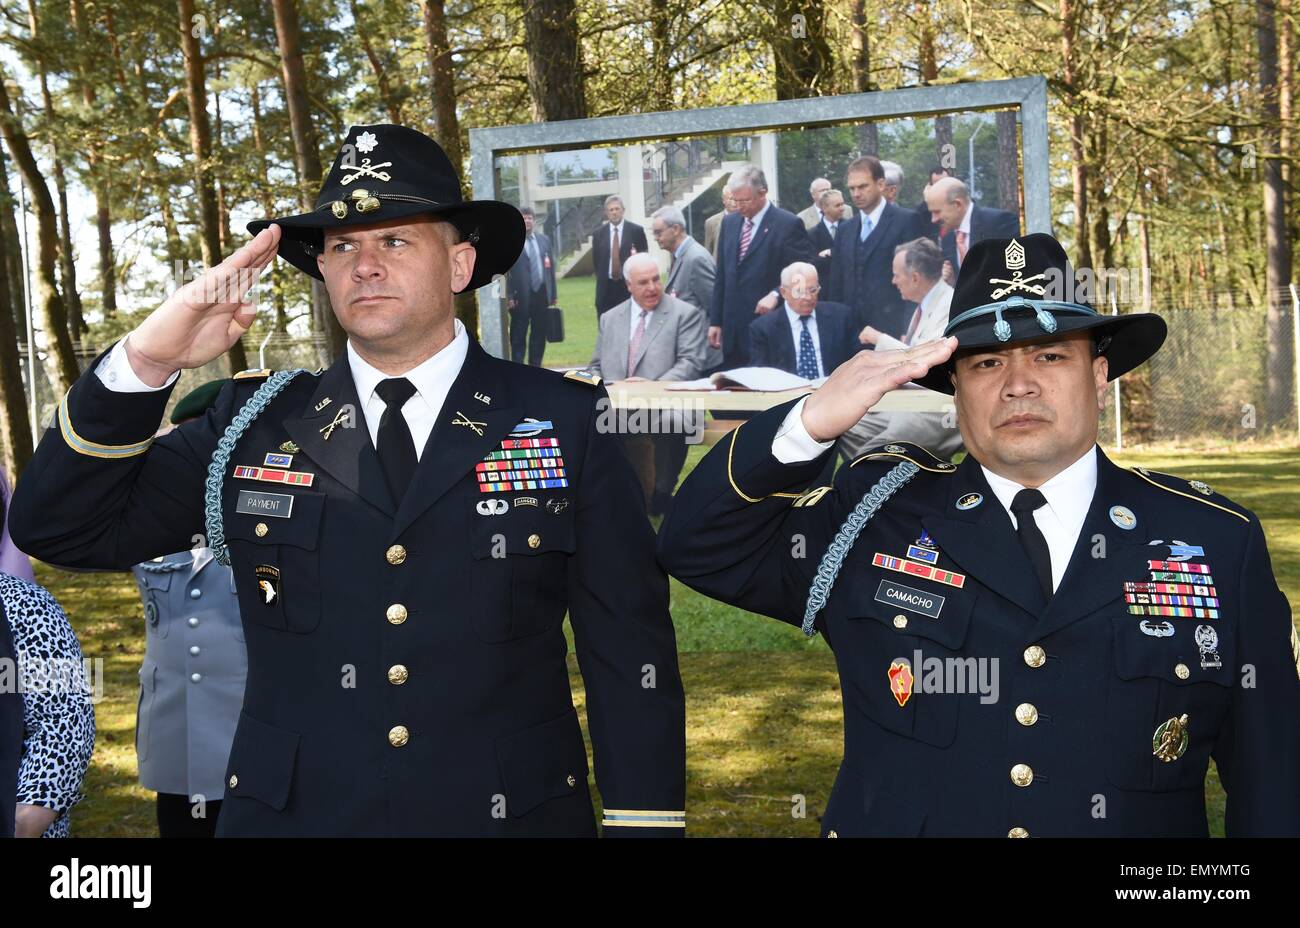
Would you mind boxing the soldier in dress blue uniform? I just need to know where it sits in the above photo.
[659,233,1300,837]
[10,124,685,837]
[132,380,248,838]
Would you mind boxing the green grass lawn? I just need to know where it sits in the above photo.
[30,446,1296,836]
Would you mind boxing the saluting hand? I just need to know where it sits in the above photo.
[125,225,283,387]
[800,336,958,442]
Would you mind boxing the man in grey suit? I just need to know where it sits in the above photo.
[590,253,706,515]
[131,380,247,838]
[796,177,832,230]
[652,204,722,372]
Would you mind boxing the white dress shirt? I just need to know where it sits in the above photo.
[784,303,824,377]
[980,446,1097,592]
[875,279,954,352]
[96,320,470,462]
[743,200,772,243]
[627,297,656,340]
[348,319,468,459]
[770,409,1099,592]
[958,202,973,237]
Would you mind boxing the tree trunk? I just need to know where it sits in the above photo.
[178,0,247,374]
[423,0,477,332]
[251,83,289,336]
[773,0,833,99]
[70,0,117,320]
[995,109,1019,214]
[522,0,588,121]
[850,0,877,155]
[0,146,26,335]
[271,0,344,364]
[353,0,403,124]
[0,74,80,397]
[1060,0,1091,268]
[25,0,85,344]
[0,149,32,476]
[1258,0,1293,426]
[649,0,672,111]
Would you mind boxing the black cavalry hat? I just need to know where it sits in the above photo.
[914,232,1167,394]
[247,124,524,292]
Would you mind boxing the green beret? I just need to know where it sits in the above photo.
[170,379,229,424]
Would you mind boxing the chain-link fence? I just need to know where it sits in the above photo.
[1099,287,1299,450]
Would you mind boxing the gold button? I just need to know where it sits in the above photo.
[528,533,541,549]
[827,830,838,838]
[1023,645,1046,668]
[388,664,409,685]
[228,774,238,789]
[1008,826,1029,838]
[893,614,908,629]
[386,603,408,625]
[386,544,407,565]
[1015,703,1039,726]
[1175,663,1190,680]
[566,774,576,787]
[1010,763,1034,787]
[388,725,409,747]
[254,522,268,537]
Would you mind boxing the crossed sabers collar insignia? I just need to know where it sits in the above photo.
[452,410,486,437]
[988,270,1047,300]
[340,158,393,185]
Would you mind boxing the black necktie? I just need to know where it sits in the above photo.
[1010,488,1053,598]
[375,377,418,502]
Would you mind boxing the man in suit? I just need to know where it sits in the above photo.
[505,207,557,367]
[703,187,736,261]
[926,176,1019,284]
[590,253,706,515]
[807,188,846,280]
[652,205,721,372]
[915,166,950,242]
[591,195,648,316]
[880,161,904,205]
[660,232,1300,837]
[748,261,860,378]
[825,155,925,339]
[708,165,816,369]
[840,236,961,462]
[11,124,686,837]
[796,177,832,230]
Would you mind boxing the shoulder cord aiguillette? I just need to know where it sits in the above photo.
[205,369,309,566]
[801,461,919,637]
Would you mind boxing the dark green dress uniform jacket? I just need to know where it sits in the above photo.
[658,399,1300,837]
[11,337,686,837]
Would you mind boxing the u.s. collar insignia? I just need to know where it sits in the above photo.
[1110,505,1137,530]
[888,660,914,707]
[955,492,983,511]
